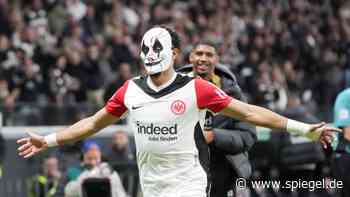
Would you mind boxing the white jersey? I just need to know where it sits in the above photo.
[105,74,232,197]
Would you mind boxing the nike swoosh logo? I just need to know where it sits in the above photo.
[132,105,144,110]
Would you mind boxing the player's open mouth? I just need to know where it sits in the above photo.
[145,60,161,66]
[196,64,210,72]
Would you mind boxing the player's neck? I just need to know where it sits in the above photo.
[149,67,176,87]
[195,72,214,81]
[203,74,213,81]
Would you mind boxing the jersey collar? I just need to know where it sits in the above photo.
[147,72,178,92]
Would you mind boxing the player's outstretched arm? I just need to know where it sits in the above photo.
[17,108,120,158]
[220,98,341,148]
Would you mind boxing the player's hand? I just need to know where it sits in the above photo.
[17,131,48,158]
[309,122,342,148]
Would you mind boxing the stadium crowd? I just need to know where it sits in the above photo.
[0,0,349,122]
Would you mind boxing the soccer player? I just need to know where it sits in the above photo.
[18,26,339,197]
[178,41,256,197]
[332,88,350,197]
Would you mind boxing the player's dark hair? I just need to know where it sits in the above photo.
[193,39,219,53]
[160,26,181,50]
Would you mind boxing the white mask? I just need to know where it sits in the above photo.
[140,27,173,75]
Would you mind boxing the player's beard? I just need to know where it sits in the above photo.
[149,72,162,77]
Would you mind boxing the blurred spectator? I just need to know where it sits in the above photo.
[48,55,69,104]
[0,0,349,123]
[24,0,48,37]
[270,64,288,111]
[11,55,43,103]
[28,156,62,197]
[0,130,5,179]
[81,4,100,40]
[3,48,40,105]
[105,130,137,197]
[13,26,38,58]
[105,130,135,166]
[0,75,9,104]
[109,32,135,71]
[282,91,319,123]
[65,0,87,22]
[103,1,123,38]
[0,0,11,36]
[236,49,260,97]
[48,2,68,36]
[85,43,105,107]
[252,61,288,111]
[64,140,128,197]
[104,62,132,102]
[0,34,10,65]
[64,51,87,103]
[62,23,85,54]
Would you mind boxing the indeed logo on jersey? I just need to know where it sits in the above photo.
[136,121,178,134]
[135,121,178,142]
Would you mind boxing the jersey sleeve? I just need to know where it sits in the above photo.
[334,90,350,127]
[105,80,129,117]
[195,78,233,113]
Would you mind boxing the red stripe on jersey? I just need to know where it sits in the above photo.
[105,80,129,117]
[195,78,232,113]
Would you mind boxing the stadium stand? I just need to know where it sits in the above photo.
[1,0,350,196]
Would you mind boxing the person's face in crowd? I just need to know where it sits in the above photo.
[32,0,43,11]
[119,63,132,80]
[265,32,275,47]
[69,51,81,65]
[322,49,338,65]
[0,35,9,50]
[24,57,37,78]
[88,45,99,60]
[65,0,78,6]
[287,94,301,108]
[0,0,7,7]
[253,35,265,50]
[15,49,26,63]
[44,157,60,178]
[112,31,124,44]
[22,27,37,43]
[86,5,95,18]
[9,9,23,26]
[190,44,218,80]
[197,14,208,28]
[238,34,249,49]
[0,79,9,99]
[113,131,128,150]
[153,4,167,21]
[248,50,260,64]
[56,55,67,69]
[83,145,102,169]
[271,64,285,84]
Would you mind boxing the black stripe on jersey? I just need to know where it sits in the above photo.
[194,122,211,196]
[132,74,193,98]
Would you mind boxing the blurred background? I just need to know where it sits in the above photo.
[0,0,350,196]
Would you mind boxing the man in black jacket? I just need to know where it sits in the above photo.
[178,41,257,197]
